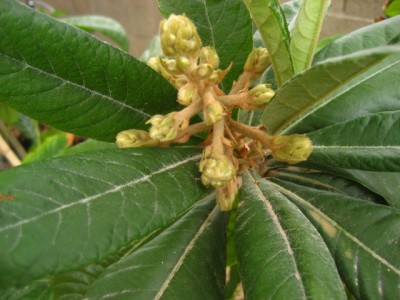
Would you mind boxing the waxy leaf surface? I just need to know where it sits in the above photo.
[0,0,177,142]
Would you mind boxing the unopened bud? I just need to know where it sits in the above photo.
[160,14,201,57]
[249,84,275,106]
[147,112,184,142]
[244,48,271,79]
[204,101,224,125]
[176,55,191,72]
[199,155,235,187]
[200,46,219,68]
[271,134,312,164]
[116,130,159,148]
[178,82,199,106]
[160,58,180,75]
[196,64,214,79]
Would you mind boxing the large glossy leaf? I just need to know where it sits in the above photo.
[61,15,129,51]
[158,0,253,92]
[84,199,226,299]
[287,17,400,133]
[0,0,177,142]
[235,171,345,299]
[243,0,294,86]
[261,48,398,135]
[290,0,330,74]
[0,148,211,290]
[272,180,400,299]
[269,169,383,202]
[306,111,400,171]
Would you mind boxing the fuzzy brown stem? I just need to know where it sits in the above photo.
[229,71,252,95]
[179,98,203,119]
[216,93,248,106]
[229,119,273,148]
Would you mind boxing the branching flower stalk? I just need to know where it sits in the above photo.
[116,14,313,211]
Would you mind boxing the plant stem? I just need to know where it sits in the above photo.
[0,121,26,158]
[179,98,203,119]
[229,119,273,148]
[0,134,21,166]
[216,93,248,106]
[229,71,252,95]
[185,122,210,136]
[212,119,225,155]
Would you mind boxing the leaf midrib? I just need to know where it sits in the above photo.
[0,154,202,234]
[247,171,307,299]
[270,181,400,275]
[0,52,151,118]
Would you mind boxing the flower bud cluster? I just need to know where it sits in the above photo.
[116,14,313,212]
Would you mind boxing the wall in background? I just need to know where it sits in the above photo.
[44,0,386,57]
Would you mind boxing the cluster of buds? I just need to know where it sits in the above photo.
[116,14,313,211]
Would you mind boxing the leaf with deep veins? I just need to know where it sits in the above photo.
[262,47,399,134]
[272,180,400,299]
[235,171,345,299]
[84,199,227,299]
[0,0,177,142]
[0,148,210,290]
[307,111,400,172]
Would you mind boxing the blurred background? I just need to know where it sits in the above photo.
[43,0,388,57]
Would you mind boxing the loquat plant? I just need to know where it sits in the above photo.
[0,0,399,299]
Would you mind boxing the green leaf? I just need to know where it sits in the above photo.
[306,111,400,171]
[282,0,302,32]
[235,171,345,299]
[61,139,116,156]
[386,0,400,17]
[287,17,400,133]
[0,0,177,142]
[22,132,69,163]
[14,115,40,146]
[269,169,383,202]
[84,199,226,299]
[158,0,253,92]
[290,0,330,74]
[272,180,400,299]
[299,162,400,208]
[316,34,342,53]
[243,0,294,86]
[0,148,210,290]
[61,15,129,51]
[0,102,19,124]
[261,47,398,135]
[314,16,400,62]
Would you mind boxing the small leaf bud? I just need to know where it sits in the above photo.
[178,82,199,106]
[200,46,219,68]
[244,48,271,79]
[160,14,202,57]
[271,134,313,164]
[216,178,238,211]
[116,130,159,148]
[199,155,235,187]
[204,100,224,125]
[249,84,275,106]
[147,56,173,80]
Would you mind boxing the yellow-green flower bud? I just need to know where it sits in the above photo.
[244,48,271,79]
[199,155,235,187]
[200,46,219,68]
[196,64,214,79]
[160,57,180,75]
[147,112,183,142]
[204,100,224,125]
[160,14,202,57]
[178,82,199,106]
[116,130,159,148]
[176,55,191,72]
[271,134,312,164]
[249,84,275,106]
